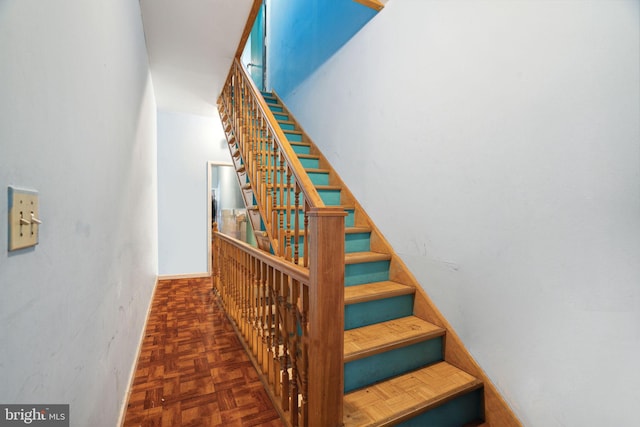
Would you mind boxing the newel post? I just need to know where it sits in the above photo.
[307,207,346,427]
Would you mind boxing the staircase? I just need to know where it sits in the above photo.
[222,84,511,425]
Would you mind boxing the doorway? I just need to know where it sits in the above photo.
[207,161,256,273]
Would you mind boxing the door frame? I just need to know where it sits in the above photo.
[207,161,234,276]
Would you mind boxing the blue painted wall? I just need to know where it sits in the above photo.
[266,0,378,98]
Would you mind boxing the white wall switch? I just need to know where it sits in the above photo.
[8,186,41,251]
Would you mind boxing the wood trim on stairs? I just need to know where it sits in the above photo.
[352,0,385,12]
[234,0,264,60]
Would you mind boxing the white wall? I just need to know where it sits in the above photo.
[284,1,640,425]
[0,1,158,426]
[157,110,231,276]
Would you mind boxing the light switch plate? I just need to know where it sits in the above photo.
[8,186,40,251]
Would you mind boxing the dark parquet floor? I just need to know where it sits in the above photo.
[123,278,284,427]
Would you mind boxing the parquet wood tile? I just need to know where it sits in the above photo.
[123,278,284,427]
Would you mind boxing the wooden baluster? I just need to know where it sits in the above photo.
[264,129,272,228]
[265,264,275,387]
[273,267,283,400]
[236,248,243,338]
[290,277,300,426]
[285,167,292,261]
[260,260,268,371]
[300,283,310,426]
[253,256,259,354]
[244,250,251,345]
[239,82,246,147]
[280,271,290,411]
[228,245,234,316]
[253,100,266,206]
[226,244,233,315]
[271,143,279,251]
[234,247,240,335]
[303,203,310,268]
[251,255,260,353]
[259,118,270,221]
[241,251,247,335]
[294,183,301,265]
[278,151,286,258]
[238,247,244,335]
[251,96,257,198]
[306,207,346,427]
[259,114,265,205]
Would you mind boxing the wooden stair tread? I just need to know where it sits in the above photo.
[343,361,482,427]
[296,153,320,159]
[290,141,310,146]
[345,281,414,305]
[315,184,341,191]
[344,316,444,362]
[345,251,391,264]
[345,226,372,234]
[304,167,330,174]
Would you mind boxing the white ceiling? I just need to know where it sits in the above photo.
[139,0,254,116]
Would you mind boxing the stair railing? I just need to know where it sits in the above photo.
[219,58,323,266]
[215,60,346,427]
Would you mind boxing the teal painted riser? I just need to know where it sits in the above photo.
[269,105,284,113]
[345,260,390,286]
[291,143,310,154]
[345,232,371,252]
[344,338,443,393]
[396,389,484,427]
[279,122,295,131]
[285,132,303,142]
[307,171,329,185]
[299,157,319,168]
[274,113,289,121]
[285,231,370,256]
[345,294,413,330]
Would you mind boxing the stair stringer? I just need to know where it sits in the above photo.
[216,107,272,252]
[269,90,521,427]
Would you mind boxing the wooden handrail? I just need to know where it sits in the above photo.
[352,0,385,11]
[215,230,309,283]
[234,0,264,60]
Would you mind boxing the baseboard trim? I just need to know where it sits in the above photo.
[158,272,211,280]
[117,276,160,427]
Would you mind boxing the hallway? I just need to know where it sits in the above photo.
[123,277,284,427]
